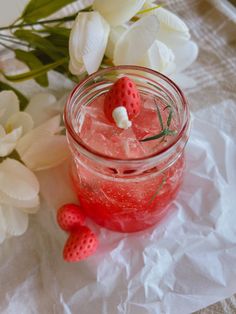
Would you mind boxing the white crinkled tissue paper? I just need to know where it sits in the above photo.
[0,100,236,314]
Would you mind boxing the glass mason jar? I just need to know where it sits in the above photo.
[64,66,190,233]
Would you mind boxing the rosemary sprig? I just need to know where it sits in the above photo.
[141,128,176,142]
[156,103,164,131]
[140,101,176,142]
[148,174,167,205]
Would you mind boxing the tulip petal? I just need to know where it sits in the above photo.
[25,93,58,127]
[69,58,85,76]
[69,12,110,75]
[0,91,19,125]
[18,135,70,171]
[149,7,191,48]
[105,25,128,59]
[16,115,62,157]
[157,27,190,49]
[171,40,199,73]
[0,191,40,208]
[6,112,34,135]
[0,158,39,201]
[139,40,175,74]
[0,127,22,157]
[114,15,159,65]
[0,204,28,238]
[93,0,145,26]
[156,8,189,34]
[21,204,39,214]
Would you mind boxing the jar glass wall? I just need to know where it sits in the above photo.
[64,66,190,232]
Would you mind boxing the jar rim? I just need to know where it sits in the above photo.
[64,65,190,166]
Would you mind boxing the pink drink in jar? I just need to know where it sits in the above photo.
[64,66,190,232]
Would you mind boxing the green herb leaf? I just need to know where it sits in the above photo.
[3,57,68,83]
[148,175,166,204]
[0,81,28,110]
[15,49,49,87]
[167,110,173,127]
[21,0,77,22]
[156,103,164,130]
[140,128,176,142]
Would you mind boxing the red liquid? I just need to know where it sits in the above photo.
[71,93,185,232]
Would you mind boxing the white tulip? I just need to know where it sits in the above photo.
[16,115,70,171]
[0,91,33,157]
[170,40,199,74]
[0,204,28,243]
[140,6,190,43]
[0,127,22,157]
[25,93,59,127]
[93,0,145,26]
[111,6,198,80]
[114,15,159,65]
[0,158,40,244]
[155,7,190,44]
[105,25,128,60]
[0,158,39,200]
[69,12,110,75]
[139,40,175,75]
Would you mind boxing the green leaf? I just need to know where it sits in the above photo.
[3,57,68,83]
[46,34,69,52]
[15,49,49,87]
[0,81,28,110]
[38,26,71,37]
[21,0,77,22]
[32,50,69,76]
[14,30,66,60]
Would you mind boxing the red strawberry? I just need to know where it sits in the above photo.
[63,226,98,262]
[104,76,141,129]
[57,203,85,232]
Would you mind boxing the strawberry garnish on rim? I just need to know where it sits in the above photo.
[104,76,141,129]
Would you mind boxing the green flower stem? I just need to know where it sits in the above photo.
[137,4,162,15]
[0,14,77,31]
[0,35,29,47]
[3,57,68,82]
[0,42,14,51]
